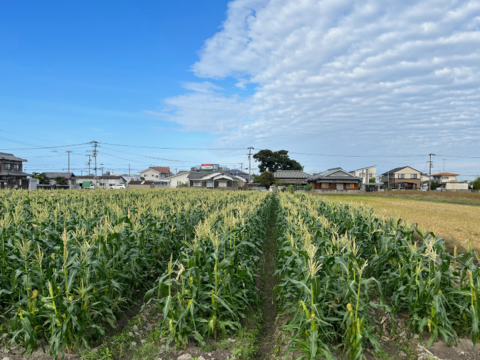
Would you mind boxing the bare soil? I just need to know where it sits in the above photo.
[255,207,279,359]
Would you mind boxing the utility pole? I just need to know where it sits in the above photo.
[66,151,73,172]
[240,163,243,172]
[86,154,92,175]
[129,164,131,176]
[92,141,99,187]
[247,147,254,183]
[428,153,435,191]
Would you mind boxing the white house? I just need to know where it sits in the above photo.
[167,171,190,188]
[140,166,172,180]
[187,171,246,188]
[350,166,376,185]
[431,172,459,184]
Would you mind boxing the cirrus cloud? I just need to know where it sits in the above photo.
[152,0,480,173]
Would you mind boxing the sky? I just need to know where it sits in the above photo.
[1,0,479,179]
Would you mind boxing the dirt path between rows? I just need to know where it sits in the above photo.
[255,206,279,359]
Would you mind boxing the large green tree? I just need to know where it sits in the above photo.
[253,149,303,173]
[254,171,275,188]
[32,172,50,185]
[471,176,480,191]
[54,176,68,185]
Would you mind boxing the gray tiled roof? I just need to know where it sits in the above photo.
[77,175,125,180]
[187,171,206,179]
[0,171,31,176]
[274,170,311,179]
[308,168,361,181]
[45,172,76,179]
[0,152,28,162]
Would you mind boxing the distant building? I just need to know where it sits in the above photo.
[167,171,190,188]
[187,171,246,188]
[308,168,361,192]
[139,167,172,187]
[350,166,376,185]
[0,152,30,189]
[381,166,422,190]
[431,172,459,184]
[273,170,311,186]
[45,172,77,188]
[76,175,127,189]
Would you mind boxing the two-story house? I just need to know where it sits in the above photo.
[140,167,173,187]
[431,172,459,184]
[381,166,422,190]
[0,152,30,189]
[350,166,377,185]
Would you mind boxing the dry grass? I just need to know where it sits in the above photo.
[319,194,480,250]
[366,190,480,205]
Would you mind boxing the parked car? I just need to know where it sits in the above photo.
[419,186,428,191]
[258,187,267,192]
[109,184,126,189]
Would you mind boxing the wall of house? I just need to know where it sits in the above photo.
[394,167,421,179]
[434,175,457,183]
[352,167,377,183]
[445,183,468,191]
[168,172,190,188]
[312,182,359,191]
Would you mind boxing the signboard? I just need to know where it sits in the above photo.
[201,164,219,171]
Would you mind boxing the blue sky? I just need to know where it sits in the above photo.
[1,0,479,178]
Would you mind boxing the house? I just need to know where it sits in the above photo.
[187,171,246,188]
[116,174,142,184]
[431,173,468,191]
[45,172,77,188]
[76,175,128,189]
[0,152,30,189]
[431,172,459,184]
[227,169,250,183]
[381,166,422,190]
[307,167,362,192]
[139,167,172,187]
[273,170,311,186]
[350,166,376,185]
[167,171,190,188]
[129,180,156,189]
[140,167,173,180]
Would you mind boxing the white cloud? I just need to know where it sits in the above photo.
[152,0,480,172]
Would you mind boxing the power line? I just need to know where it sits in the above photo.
[98,142,246,151]
[0,142,92,151]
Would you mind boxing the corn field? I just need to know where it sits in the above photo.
[1,189,480,359]
[0,189,267,358]
[275,193,480,359]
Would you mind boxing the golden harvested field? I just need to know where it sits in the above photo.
[319,194,480,250]
[367,190,480,205]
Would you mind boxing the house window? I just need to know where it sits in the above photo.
[4,164,11,170]
[19,179,22,186]
[346,183,355,189]
[398,174,405,179]
[411,174,417,179]
[13,164,20,171]
[321,183,329,189]
[155,175,158,178]
[442,176,449,179]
